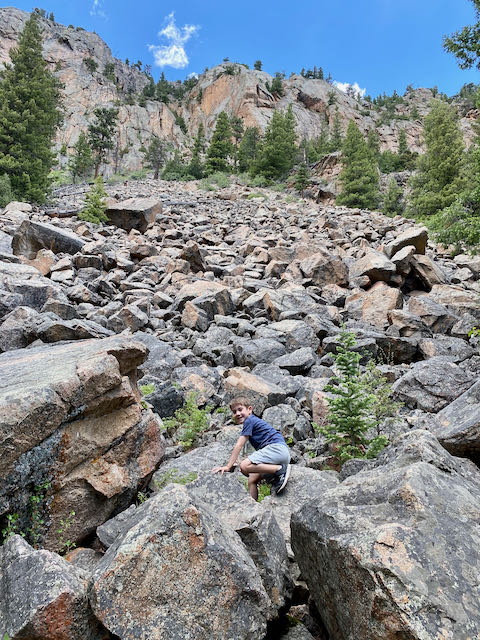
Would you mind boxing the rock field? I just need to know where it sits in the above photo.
[1,178,480,639]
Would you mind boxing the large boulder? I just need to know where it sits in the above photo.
[0,335,164,550]
[392,356,476,412]
[291,430,480,640]
[349,250,397,284]
[383,226,428,258]
[90,484,272,640]
[0,260,68,312]
[12,220,86,259]
[105,196,161,233]
[299,249,348,287]
[0,535,104,640]
[433,379,480,462]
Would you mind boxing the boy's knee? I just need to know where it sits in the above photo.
[240,459,250,475]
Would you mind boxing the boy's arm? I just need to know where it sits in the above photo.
[212,435,249,474]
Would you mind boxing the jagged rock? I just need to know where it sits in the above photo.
[262,403,298,433]
[0,335,164,550]
[349,249,396,283]
[418,335,474,362]
[390,244,415,275]
[144,382,184,418]
[105,197,161,233]
[273,347,316,374]
[407,295,457,333]
[0,260,68,311]
[36,317,113,342]
[96,504,137,548]
[387,309,432,338]
[180,240,206,272]
[265,319,320,353]
[107,303,149,332]
[0,535,104,640]
[233,337,287,367]
[410,254,449,289]
[0,306,43,352]
[90,484,272,640]
[223,367,288,413]
[299,250,348,287]
[392,356,476,411]
[428,284,480,321]
[383,226,428,258]
[345,282,403,328]
[291,430,480,640]
[433,379,480,462]
[12,220,85,259]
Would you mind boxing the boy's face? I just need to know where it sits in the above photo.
[231,404,253,424]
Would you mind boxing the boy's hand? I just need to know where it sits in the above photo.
[212,465,232,474]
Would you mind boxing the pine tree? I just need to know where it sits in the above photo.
[187,124,205,179]
[397,129,415,170]
[78,176,108,224]
[329,107,343,152]
[336,120,379,209]
[268,72,284,96]
[69,132,94,183]
[0,12,62,202]
[254,60,262,71]
[156,72,170,103]
[295,163,310,194]
[408,101,466,217]
[205,111,233,174]
[88,107,118,177]
[383,178,404,216]
[253,105,297,179]
[142,136,168,179]
[443,0,480,69]
[237,127,260,173]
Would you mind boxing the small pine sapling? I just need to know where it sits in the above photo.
[319,327,388,466]
[79,176,108,224]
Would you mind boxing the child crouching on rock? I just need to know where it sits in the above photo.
[212,395,291,501]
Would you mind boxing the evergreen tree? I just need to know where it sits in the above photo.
[237,127,260,173]
[142,136,168,179]
[397,129,415,170]
[69,132,94,183]
[78,176,108,224]
[156,72,170,103]
[329,107,343,151]
[205,111,233,174]
[187,124,205,179]
[0,12,62,202]
[336,120,379,209]
[443,0,480,69]
[87,107,118,177]
[383,178,404,216]
[408,101,466,217]
[142,76,156,99]
[295,163,310,194]
[254,60,262,71]
[253,105,297,179]
[366,129,380,162]
[268,72,284,96]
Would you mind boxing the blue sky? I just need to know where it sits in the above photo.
[6,0,480,97]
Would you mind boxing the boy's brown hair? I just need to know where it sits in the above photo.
[229,396,253,411]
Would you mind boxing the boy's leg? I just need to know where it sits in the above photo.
[240,458,281,476]
[247,472,262,501]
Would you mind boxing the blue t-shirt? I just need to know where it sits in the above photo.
[240,415,286,450]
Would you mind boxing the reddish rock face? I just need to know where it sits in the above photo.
[0,336,165,551]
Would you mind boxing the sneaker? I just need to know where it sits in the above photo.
[273,464,291,495]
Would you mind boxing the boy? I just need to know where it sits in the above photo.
[212,396,291,501]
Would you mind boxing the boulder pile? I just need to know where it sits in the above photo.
[1,178,479,639]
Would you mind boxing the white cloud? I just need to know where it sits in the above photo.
[333,81,366,99]
[148,12,199,69]
[90,0,107,18]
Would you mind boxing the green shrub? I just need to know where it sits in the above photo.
[1,512,22,541]
[0,174,13,207]
[429,195,480,254]
[49,169,71,187]
[246,192,265,199]
[199,172,230,191]
[162,392,213,449]
[153,468,198,491]
[140,383,155,396]
[78,177,108,224]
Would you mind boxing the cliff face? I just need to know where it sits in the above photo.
[0,7,477,176]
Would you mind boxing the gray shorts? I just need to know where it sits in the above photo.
[248,443,290,466]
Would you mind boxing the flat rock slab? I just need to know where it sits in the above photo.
[12,219,86,259]
[291,430,480,640]
[105,197,161,233]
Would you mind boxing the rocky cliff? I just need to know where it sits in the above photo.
[0,176,480,638]
[1,7,477,178]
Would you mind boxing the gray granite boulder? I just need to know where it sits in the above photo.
[392,357,476,412]
[0,535,104,640]
[12,219,86,259]
[291,430,480,640]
